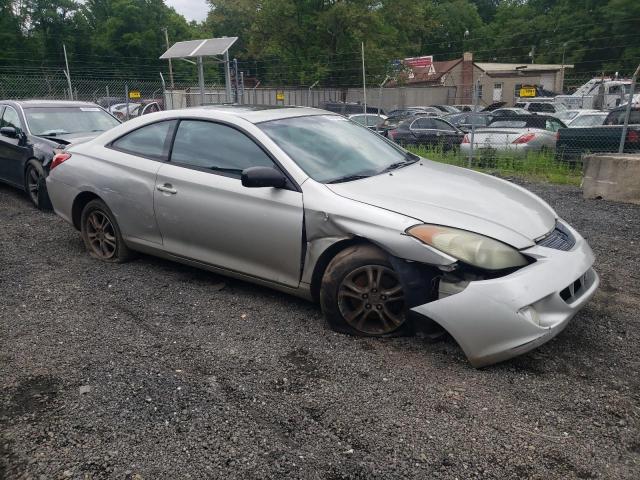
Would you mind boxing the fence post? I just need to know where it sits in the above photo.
[125,83,129,121]
[619,63,640,154]
[468,79,480,167]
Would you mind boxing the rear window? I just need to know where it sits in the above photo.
[605,109,640,125]
[489,120,527,128]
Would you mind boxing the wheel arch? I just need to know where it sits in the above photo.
[71,191,102,230]
[308,236,375,303]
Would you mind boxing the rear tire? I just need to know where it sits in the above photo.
[320,244,409,337]
[80,199,133,263]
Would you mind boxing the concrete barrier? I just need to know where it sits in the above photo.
[583,154,640,204]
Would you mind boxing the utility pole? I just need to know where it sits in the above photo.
[619,63,640,154]
[63,44,73,100]
[361,42,367,114]
[162,27,175,89]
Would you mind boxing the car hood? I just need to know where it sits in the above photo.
[38,132,102,146]
[325,160,557,249]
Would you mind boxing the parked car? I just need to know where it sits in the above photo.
[556,109,601,124]
[491,108,531,117]
[460,114,566,157]
[378,111,435,137]
[387,116,465,149]
[109,102,141,120]
[556,105,640,159]
[0,100,120,208]
[45,105,598,367]
[514,101,568,117]
[566,112,608,128]
[453,104,482,112]
[348,113,387,130]
[95,97,127,109]
[431,105,460,114]
[387,106,441,117]
[321,101,383,115]
[444,112,494,132]
[131,100,163,118]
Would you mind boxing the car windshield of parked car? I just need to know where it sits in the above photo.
[488,120,528,128]
[569,115,607,127]
[259,115,412,183]
[25,107,120,136]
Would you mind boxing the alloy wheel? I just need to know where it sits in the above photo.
[337,265,405,335]
[86,211,117,259]
[26,166,40,205]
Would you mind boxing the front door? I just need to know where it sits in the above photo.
[0,106,30,187]
[493,83,503,102]
[154,120,304,287]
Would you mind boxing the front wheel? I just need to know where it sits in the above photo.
[24,160,44,208]
[320,244,408,336]
[80,199,133,262]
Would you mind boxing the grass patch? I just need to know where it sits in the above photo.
[407,145,583,186]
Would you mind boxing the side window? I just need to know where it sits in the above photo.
[546,119,562,132]
[111,120,175,159]
[170,120,275,174]
[1,107,22,130]
[433,119,455,131]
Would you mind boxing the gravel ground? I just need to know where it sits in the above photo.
[1,179,639,480]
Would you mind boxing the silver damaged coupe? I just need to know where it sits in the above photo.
[46,106,599,367]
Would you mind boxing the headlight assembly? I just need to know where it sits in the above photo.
[407,224,528,270]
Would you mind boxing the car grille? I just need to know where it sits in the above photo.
[536,222,576,251]
[560,269,594,303]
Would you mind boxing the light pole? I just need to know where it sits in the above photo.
[560,41,568,93]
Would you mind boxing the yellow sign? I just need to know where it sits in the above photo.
[519,87,536,98]
[276,91,285,101]
[128,90,141,99]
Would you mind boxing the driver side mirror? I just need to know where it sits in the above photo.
[0,126,19,138]
[241,166,287,188]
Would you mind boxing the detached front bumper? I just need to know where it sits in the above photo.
[412,227,599,367]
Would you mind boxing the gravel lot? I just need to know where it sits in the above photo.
[1,179,639,480]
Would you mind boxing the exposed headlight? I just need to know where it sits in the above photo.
[407,224,528,270]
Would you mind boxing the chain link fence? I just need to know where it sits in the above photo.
[2,73,638,182]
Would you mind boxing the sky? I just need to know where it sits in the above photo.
[165,0,209,23]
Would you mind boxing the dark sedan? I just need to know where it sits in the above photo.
[387,116,464,149]
[0,100,120,208]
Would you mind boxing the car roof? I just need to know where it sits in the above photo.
[2,99,102,109]
[183,104,330,123]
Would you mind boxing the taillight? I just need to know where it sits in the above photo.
[50,153,71,171]
[627,130,639,143]
[462,134,470,144]
[388,129,397,139]
[512,133,536,144]
[556,131,560,140]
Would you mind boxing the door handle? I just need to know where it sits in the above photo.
[156,183,177,194]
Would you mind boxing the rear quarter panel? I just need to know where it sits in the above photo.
[56,142,164,245]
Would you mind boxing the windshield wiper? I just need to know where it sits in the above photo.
[326,174,371,184]
[38,130,69,136]
[379,157,419,174]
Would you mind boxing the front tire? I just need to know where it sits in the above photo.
[80,199,133,262]
[320,244,408,336]
[24,160,44,208]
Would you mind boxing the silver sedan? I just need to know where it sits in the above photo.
[46,106,598,367]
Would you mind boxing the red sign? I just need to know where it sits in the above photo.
[403,56,433,69]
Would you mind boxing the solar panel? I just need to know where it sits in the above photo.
[160,37,238,59]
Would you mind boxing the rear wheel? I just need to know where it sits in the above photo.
[80,199,133,262]
[320,244,408,336]
[24,160,44,208]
